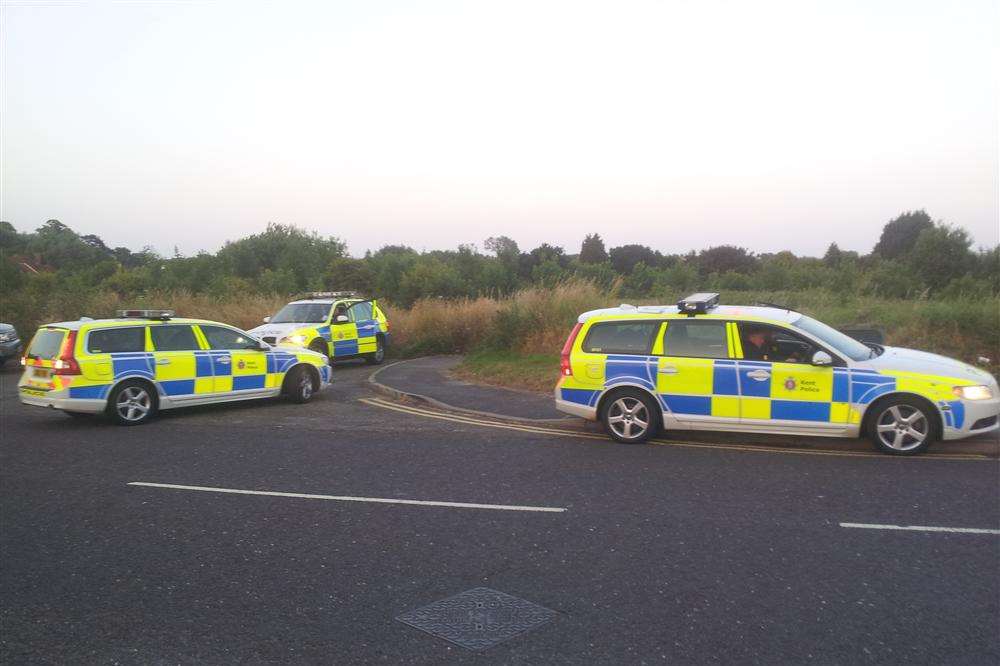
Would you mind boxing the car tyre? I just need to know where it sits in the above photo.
[284,366,315,404]
[866,395,937,455]
[365,335,386,365]
[600,389,659,444]
[107,380,158,426]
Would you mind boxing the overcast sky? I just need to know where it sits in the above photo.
[3,0,997,258]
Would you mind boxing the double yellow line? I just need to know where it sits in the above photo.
[359,397,991,461]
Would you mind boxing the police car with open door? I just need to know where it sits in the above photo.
[249,292,390,365]
[555,293,999,455]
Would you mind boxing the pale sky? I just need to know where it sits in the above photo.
[2,0,997,258]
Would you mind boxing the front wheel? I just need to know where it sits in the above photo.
[284,366,315,404]
[365,336,386,365]
[600,390,659,444]
[107,380,158,426]
[867,397,937,455]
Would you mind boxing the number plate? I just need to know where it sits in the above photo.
[20,388,46,397]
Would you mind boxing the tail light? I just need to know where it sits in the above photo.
[53,330,82,375]
[560,322,583,377]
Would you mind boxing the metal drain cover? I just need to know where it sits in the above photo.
[397,587,556,651]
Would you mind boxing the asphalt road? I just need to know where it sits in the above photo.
[1,360,998,664]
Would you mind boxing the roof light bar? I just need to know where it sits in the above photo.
[117,309,175,320]
[676,293,720,316]
[294,291,359,300]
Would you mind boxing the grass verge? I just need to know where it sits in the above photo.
[450,351,560,393]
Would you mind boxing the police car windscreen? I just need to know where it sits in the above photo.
[271,303,332,324]
[792,315,872,361]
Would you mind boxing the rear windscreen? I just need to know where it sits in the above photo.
[27,329,67,359]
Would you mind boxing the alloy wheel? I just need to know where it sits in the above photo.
[875,404,928,452]
[116,386,151,422]
[607,397,650,441]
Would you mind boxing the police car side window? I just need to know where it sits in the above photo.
[662,321,728,359]
[348,302,372,322]
[738,323,816,364]
[201,325,257,350]
[87,327,146,354]
[150,325,200,352]
[582,322,659,355]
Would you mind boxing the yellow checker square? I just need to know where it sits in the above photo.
[266,372,283,389]
[658,358,713,395]
[214,376,233,393]
[154,355,196,381]
[232,353,266,376]
[711,396,739,419]
[742,397,771,420]
[769,364,833,402]
[194,378,214,394]
[829,402,851,423]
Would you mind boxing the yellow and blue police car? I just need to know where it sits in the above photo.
[249,292,389,365]
[555,293,999,455]
[18,310,332,425]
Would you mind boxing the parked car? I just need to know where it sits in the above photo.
[555,292,999,455]
[0,323,23,368]
[249,291,389,365]
[18,310,331,425]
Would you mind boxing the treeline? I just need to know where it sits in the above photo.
[1,210,998,310]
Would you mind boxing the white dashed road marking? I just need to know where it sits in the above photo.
[128,482,567,513]
[840,522,1000,535]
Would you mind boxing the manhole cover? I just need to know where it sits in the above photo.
[397,587,556,651]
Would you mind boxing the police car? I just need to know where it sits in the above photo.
[249,292,389,365]
[555,293,999,455]
[18,310,332,425]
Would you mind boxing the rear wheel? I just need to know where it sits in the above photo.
[107,380,158,426]
[600,389,659,444]
[866,396,937,455]
[365,335,386,365]
[283,366,315,404]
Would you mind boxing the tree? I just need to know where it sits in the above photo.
[579,233,608,264]
[696,245,757,275]
[823,242,843,267]
[873,210,934,260]
[909,224,974,289]
[609,244,660,274]
[484,236,519,261]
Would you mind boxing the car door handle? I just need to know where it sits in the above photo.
[747,369,771,381]
[658,365,679,375]
[155,358,171,366]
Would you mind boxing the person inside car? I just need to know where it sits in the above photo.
[742,325,802,362]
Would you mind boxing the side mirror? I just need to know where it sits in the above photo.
[262,316,270,323]
[334,314,349,323]
[811,350,833,367]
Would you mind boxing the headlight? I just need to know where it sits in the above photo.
[281,334,308,345]
[952,385,994,400]
[0,333,14,343]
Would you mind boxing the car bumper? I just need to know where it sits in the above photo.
[18,386,105,413]
[553,385,599,420]
[942,397,1000,440]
